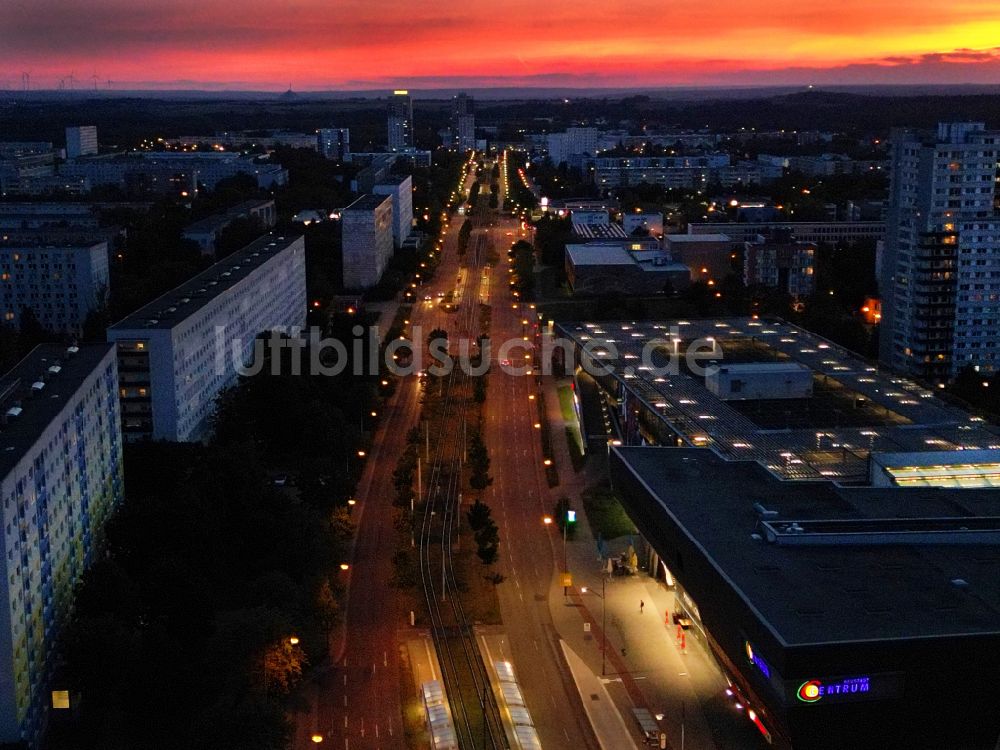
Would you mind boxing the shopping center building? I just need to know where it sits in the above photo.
[610,446,1000,749]
[552,317,1000,748]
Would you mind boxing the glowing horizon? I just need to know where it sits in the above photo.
[4,0,1000,90]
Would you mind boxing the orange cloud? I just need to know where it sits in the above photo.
[3,0,1000,88]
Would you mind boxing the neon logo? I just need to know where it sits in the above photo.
[797,677,870,703]
[797,680,822,703]
[744,641,771,678]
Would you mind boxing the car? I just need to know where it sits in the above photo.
[505,231,514,236]
[423,294,432,301]
[500,358,510,367]
[436,291,446,298]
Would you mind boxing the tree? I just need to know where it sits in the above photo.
[427,327,449,347]
[262,638,306,695]
[477,543,499,567]
[474,520,500,567]
[329,506,356,542]
[466,499,492,532]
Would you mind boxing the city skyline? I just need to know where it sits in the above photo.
[3,0,1000,90]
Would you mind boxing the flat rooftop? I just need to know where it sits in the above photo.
[344,194,392,212]
[183,201,271,234]
[108,234,301,331]
[664,233,733,244]
[613,446,1000,645]
[557,317,1000,481]
[373,174,411,186]
[0,237,106,250]
[0,343,114,478]
[566,243,635,266]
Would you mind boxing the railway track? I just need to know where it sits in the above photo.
[418,186,510,750]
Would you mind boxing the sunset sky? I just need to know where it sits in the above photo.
[4,0,1000,90]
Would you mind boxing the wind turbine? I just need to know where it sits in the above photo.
[21,72,30,91]
[91,72,99,91]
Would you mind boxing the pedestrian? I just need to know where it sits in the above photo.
[640,599,645,614]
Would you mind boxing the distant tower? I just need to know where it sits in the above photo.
[318,127,351,161]
[387,90,413,151]
[66,125,98,159]
[880,122,1000,381]
[451,93,475,152]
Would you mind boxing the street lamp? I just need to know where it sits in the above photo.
[288,636,300,646]
[311,734,324,744]
[340,563,350,571]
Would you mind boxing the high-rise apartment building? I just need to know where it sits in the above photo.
[318,128,350,161]
[106,235,307,441]
[373,174,413,249]
[451,93,475,151]
[387,90,413,151]
[547,127,599,166]
[341,194,394,290]
[0,239,111,333]
[743,232,816,298]
[64,126,97,159]
[880,122,1000,381]
[0,343,123,744]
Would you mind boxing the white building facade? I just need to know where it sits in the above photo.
[107,235,307,441]
[373,175,413,249]
[880,122,1000,380]
[341,194,394,290]
[64,126,97,160]
[0,240,110,333]
[0,343,123,744]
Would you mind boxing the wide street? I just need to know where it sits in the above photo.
[295,153,763,750]
[291,161,478,749]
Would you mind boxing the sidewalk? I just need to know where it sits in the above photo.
[540,376,763,750]
[367,299,402,341]
[559,640,639,750]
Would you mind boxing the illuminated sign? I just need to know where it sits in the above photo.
[744,641,771,679]
[797,676,871,703]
